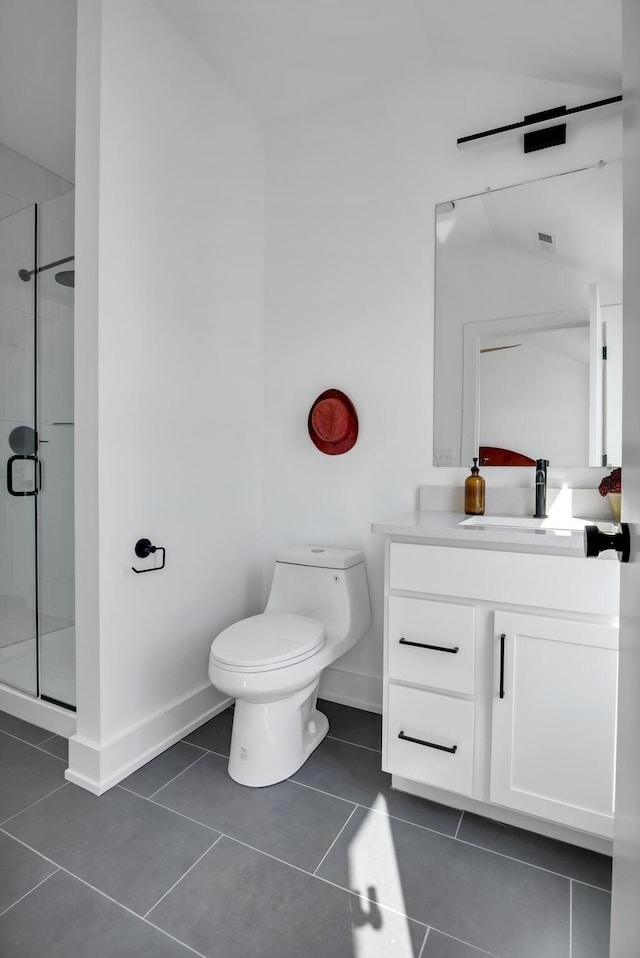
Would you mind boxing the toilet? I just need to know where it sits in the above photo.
[209,545,371,787]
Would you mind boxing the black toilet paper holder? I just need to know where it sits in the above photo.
[132,538,166,574]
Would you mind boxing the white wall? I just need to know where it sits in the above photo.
[263,65,622,710]
[71,0,265,791]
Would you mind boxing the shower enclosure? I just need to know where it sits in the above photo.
[0,191,75,709]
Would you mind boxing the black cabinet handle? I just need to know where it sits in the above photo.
[499,633,506,699]
[398,730,457,754]
[399,637,459,654]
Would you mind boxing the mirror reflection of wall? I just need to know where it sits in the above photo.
[433,160,622,467]
[478,325,589,466]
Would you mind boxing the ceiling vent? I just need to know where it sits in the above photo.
[536,230,557,254]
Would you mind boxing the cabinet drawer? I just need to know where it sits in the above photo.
[388,596,475,694]
[389,542,619,616]
[386,683,474,796]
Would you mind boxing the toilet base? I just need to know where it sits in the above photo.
[227,680,328,787]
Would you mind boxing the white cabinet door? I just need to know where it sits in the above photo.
[490,611,618,838]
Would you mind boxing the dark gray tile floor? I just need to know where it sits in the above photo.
[0,700,612,958]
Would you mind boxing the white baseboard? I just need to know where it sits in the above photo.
[0,683,76,738]
[65,684,231,795]
[318,666,382,714]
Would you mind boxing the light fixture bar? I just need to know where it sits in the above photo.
[457,95,622,149]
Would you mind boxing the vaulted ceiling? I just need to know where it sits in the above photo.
[0,0,622,182]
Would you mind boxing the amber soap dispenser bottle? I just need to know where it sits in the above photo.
[465,457,485,515]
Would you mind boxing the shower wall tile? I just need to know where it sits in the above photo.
[5,149,22,199]
[0,140,73,209]
[20,157,35,205]
[0,193,23,222]
[0,158,75,652]
[34,164,49,204]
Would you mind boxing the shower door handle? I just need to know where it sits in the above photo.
[7,455,40,496]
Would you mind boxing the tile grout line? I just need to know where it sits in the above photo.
[53,865,210,958]
[292,777,462,841]
[2,714,608,884]
[0,782,68,828]
[312,805,359,876]
[4,810,423,942]
[146,751,209,801]
[427,926,503,957]
[349,800,610,890]
[0,825,438,958]
[0,826,67,871]
[417,925,431,958]
[34,732,58,746]
[1,797,505,958]
[181,743,230,761]
[143,835,223,918]
[33,743,67,763]
[0,867,60,920]
[569,879,573,958]
[126,789,222,836]
[453,810,464,839]
[0,726,58,752]
[325,733,382,754]
[566,876,613,895]
[452,831,612,891]
[0,825,208,958]
[219,829,430,926]
[287,776,355,808]
[131,748,609,893]
[0,726,67,764]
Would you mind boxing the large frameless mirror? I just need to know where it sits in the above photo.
[433,160,622,467]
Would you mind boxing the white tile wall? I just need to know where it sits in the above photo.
[37,190,75,631]
[0,140,74,209]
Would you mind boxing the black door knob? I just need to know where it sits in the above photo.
[584,523,630,563]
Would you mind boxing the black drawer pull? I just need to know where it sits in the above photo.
[499,633,506,699]
[398,730,458,754]
[399,637,459,654]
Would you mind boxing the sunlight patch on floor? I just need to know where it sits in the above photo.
[348,795,420,957]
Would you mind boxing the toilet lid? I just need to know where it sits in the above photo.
[211,613,325,670]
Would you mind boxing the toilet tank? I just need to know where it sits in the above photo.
[265,546,371,651]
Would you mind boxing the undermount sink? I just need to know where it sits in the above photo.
[458,515,613,535]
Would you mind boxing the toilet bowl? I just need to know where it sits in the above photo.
[209,545,371,787]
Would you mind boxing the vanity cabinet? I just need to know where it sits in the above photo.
[382,540,620,840]
[491,611,618,836]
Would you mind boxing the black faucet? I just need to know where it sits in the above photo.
[534,459,549,518]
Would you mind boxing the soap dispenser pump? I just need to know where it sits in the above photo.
[465,457,485,515]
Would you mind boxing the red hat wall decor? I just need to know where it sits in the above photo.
[308,389,358,455]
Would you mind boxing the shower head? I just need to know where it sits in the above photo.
[55,270,75,288]
[18,254,74,284]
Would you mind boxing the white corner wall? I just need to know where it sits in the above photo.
[263,66,622,710]
[71,0,264,792]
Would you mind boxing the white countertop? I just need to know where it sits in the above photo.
[371,510,614,557]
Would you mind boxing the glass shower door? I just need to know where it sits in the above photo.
[0,205,39,695]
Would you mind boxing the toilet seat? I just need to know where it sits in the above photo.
[210,613,325,673]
